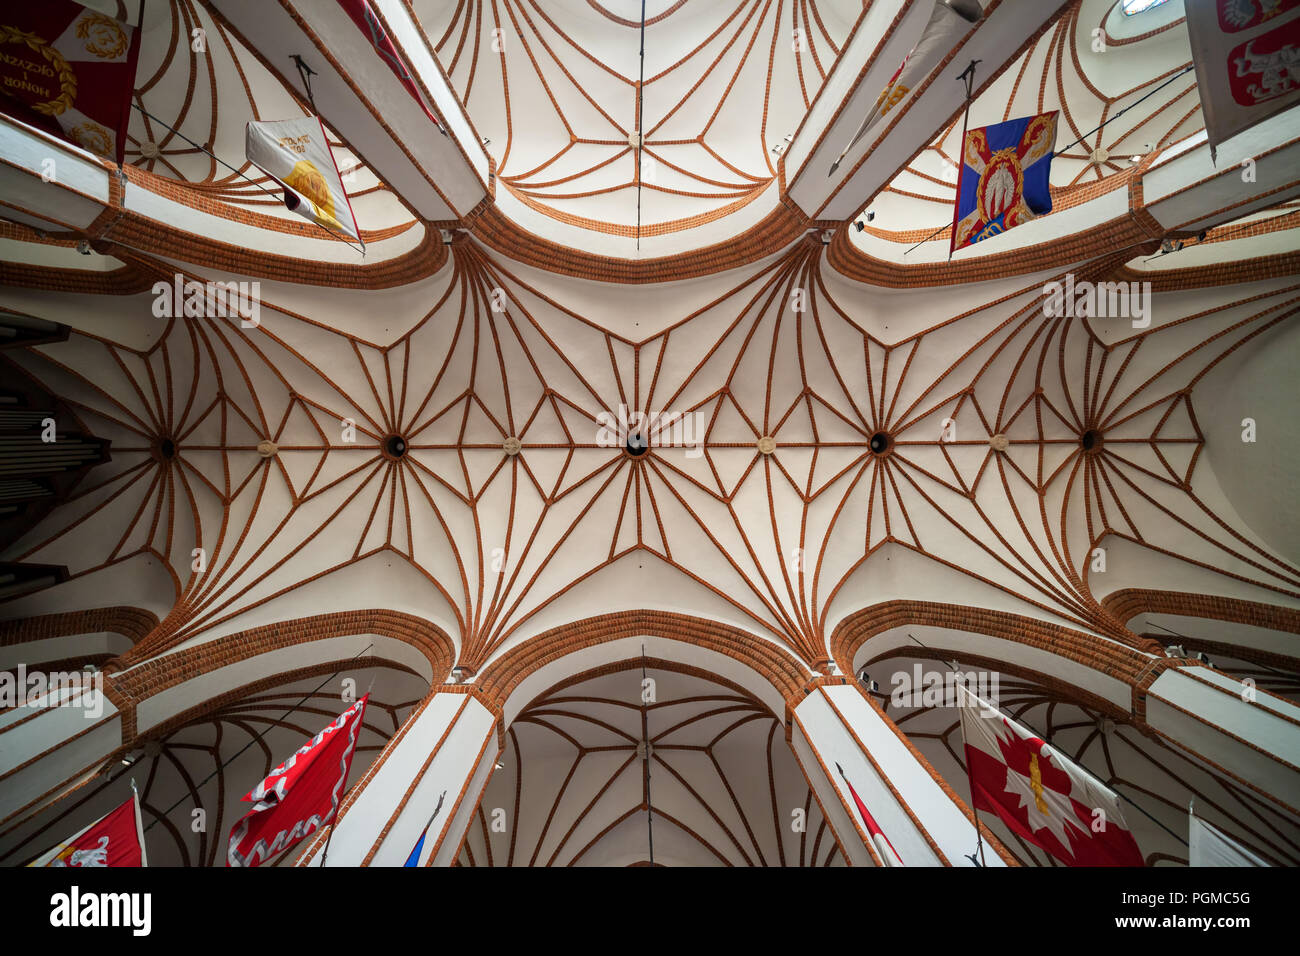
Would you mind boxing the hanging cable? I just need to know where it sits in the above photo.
[903,62,1196,257]
[1053,64,1196,157]
[131,642,375,833]
[634,0,647,252]
[128,103,366,254]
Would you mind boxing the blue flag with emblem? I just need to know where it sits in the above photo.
[950,111,1058,254]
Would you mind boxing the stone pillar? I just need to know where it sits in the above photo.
[788,679,1011,867]
[1141,662,1300,812]
[298,687,500,867]
[0,673,123,831]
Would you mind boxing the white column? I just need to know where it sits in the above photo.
[0,677,122,830]
[1143,663,1300,813]
[299,688,499,867]
[789,681,1008,867]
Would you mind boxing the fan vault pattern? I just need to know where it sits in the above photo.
[1,0,1298,868]
[864,651,1300,867]
[458,661,843,866]
[10,238,1295,667]
[423,0,859,236]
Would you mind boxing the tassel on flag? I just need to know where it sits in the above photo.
[28,785,148,867]
[949,111,1058,254]
[957,683,1144,866]
[227,695,369,867]
[404,790,446,867]
[835,762,905,867]
[246,116,364,247]
[1189,802,1269,867]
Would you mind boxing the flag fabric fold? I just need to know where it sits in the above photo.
[836,762,905,866]
[957,683,1144,866]
[1185,0,1300,162]
[1189,803,1269,866]
[335,0,447,134]
[227,695,368,867]
[949,111,1058,253]
[0,0,143,164]
[829,0,980,175]
[246,116,363,246]
[29,791,147,867]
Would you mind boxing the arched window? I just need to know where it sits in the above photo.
[1122,0,1173,14]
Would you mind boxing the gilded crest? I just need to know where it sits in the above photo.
[76,12,128,60]
[70,121,112,157]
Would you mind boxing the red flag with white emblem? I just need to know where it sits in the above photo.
[227,695,368,867]
[957,683,1143,866]
[29,791,147,867]
[835,762,905,866]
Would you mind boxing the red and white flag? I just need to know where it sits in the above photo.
[1186,0,1300,161]
[335,0,447,135]
[836,762,905,866]
[828,0,982,174]
[957,684,1144,866]
[227,695,368,867]
[29,790,147,867]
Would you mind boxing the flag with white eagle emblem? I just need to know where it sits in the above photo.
[957,683,1144,866]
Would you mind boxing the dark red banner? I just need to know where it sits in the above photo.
[30,796,147,867]
[0,0,142,164]
[335,0,446,134]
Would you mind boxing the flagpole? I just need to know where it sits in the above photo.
[291,55,319,113]
[319,812,339,869]
[948,59,980,263]
[958,714,987,867]
[908,634,986,866]
[640,643,655,866]
[320,684,373,869]
[127,104,367,254]
[136,642,374,834]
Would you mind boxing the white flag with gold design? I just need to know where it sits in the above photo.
[246,116,362,246]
